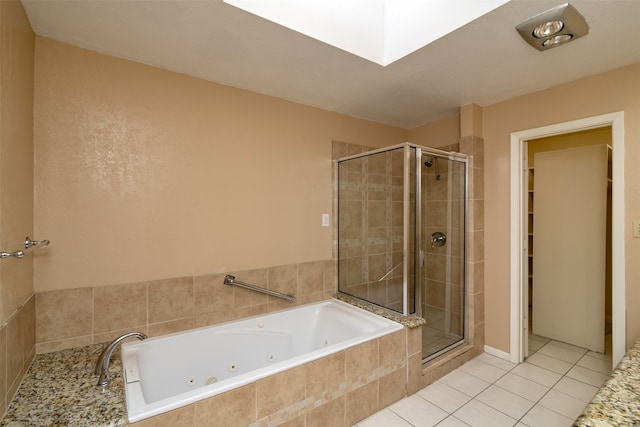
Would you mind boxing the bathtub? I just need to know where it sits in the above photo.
[121,298,403,423]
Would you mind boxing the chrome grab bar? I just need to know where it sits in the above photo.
[0,236,50,259]
[223,275,295,303]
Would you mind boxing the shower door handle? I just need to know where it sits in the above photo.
[431,232,446,248]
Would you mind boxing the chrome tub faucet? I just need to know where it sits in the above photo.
[94,331,147,387]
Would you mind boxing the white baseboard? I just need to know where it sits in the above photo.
[484,345,512,361]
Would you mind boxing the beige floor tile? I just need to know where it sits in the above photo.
[356,408,411,427]
[439,369,491,398]
[520,404,574,427]
[526,352,573,375]
[576,354,613,375]
[389,395,448,427]
[538,389,589,420]
[417,381,471,413]
[552,376,598,402]
[475,385,535,420]
[453,400,517,427]
[494,372,550,402]
[512,362,562,387]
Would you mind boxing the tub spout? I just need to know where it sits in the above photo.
[95,331,147,387]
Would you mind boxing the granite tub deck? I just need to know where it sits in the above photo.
[574,339,640,427]
[0,344,126,427]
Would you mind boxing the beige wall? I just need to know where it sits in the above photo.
[483,63,640,353]
[408,115,460,149]
[34,38,408,292]
[0,0,36,415]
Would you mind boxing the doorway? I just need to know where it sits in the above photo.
[526,132,611,355]
[509,112,625,368]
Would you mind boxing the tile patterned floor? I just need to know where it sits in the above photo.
[355,336,613,427]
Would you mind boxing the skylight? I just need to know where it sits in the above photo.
[224,0,510,66]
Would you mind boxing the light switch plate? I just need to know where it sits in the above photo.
[633,220,640,238]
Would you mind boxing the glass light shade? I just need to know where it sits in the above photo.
[542,34,573,47]
[533,20,564,38]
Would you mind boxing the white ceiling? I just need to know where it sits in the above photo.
[21,0,640,128]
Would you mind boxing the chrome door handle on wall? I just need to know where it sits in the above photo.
[431,232,446,248]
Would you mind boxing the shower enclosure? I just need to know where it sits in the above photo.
[337,143,467,362]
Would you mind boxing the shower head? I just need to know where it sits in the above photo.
[424,158,434,167]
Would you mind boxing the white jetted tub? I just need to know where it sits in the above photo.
[121,298,403,422]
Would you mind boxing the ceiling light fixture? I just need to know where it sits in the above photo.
[516,3,588,51]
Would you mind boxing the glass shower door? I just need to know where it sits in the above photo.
[337,146,416,315]
[420,154,466,361]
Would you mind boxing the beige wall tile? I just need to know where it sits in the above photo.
[256,365,305,418]
[379,330,405,368]
[194,310,234,328]
[36,335,93,354]
[148,277,193,324]
[94,282,147,333]
[268,264,297,297]
[306,396,345,427]
[131,405,194,426]
[195,383,256,427]
[378,367,407,409]
[406,326,422,356]
[407,352,424,395]
[94,326,149,345]
[193,273,233,315]
[346,340,378,381]
[0,326,6,414]
[36,288,93,342]
[323,260,337,293]
[298,261,325,295]
[346,381,379,426]
[305,351,345,398]
[148,318,195,338]
[277,414,306,427]
[233,304,268,320]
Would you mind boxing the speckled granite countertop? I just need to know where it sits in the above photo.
[574,339,640,427]
[333,293,426,328]
[0,344,127,427]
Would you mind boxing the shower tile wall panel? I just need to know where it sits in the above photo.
[34,259,335,353]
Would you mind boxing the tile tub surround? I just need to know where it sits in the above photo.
[0,295,36,420]
[574,339,640,426]
[1,329,410,426]
[35,260,335,353]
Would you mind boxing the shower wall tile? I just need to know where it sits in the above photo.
[34,259,337,352]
